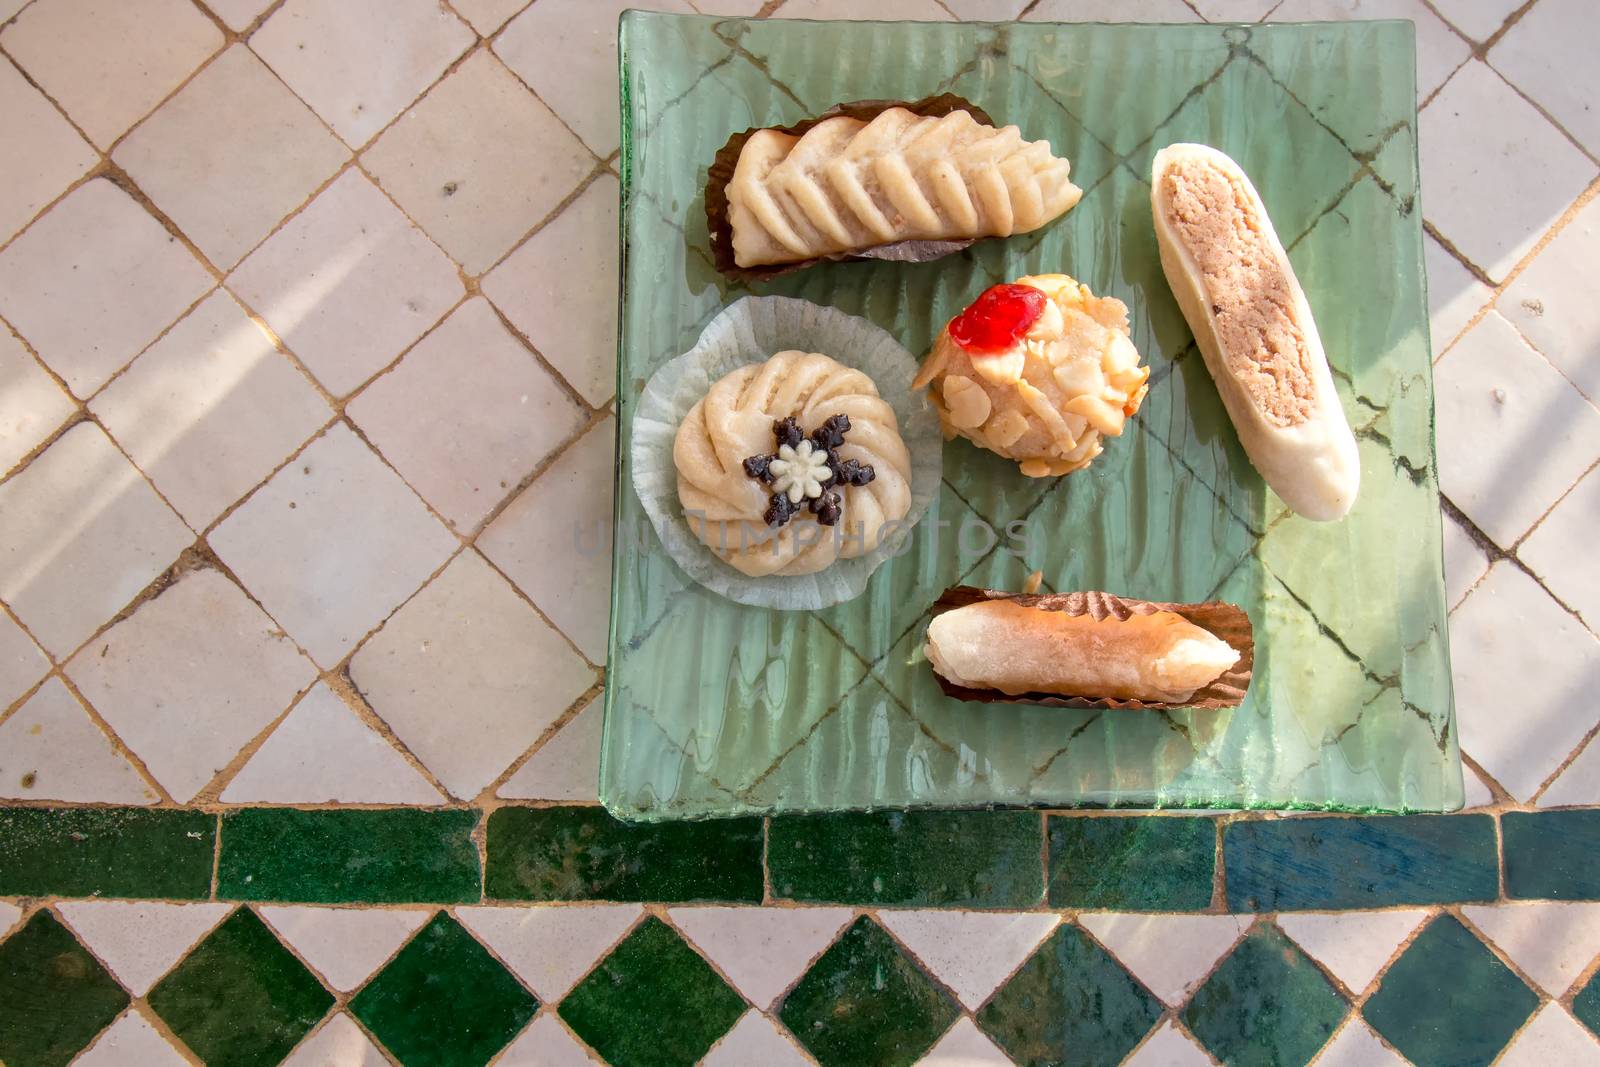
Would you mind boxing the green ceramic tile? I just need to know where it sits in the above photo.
[0,807,214,899]
[485,807,763,902]
[1363,915,1538,1067]
[778,916,959,1067]
[1573,970,1600,1039]
[0,910,129,1067]
[1224,816,1498,911]
[559,916,745,1067]
[149,908,332,1067]
[768,810,1043,909]
[1182,924,1348,1067]
[1503,811,1600,900]
[977,923,1163,1067]
[350,911,537,1067]
[1047,816,1215,911]
[217,809,479,903]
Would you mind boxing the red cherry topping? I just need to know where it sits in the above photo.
[948,284,1047,353]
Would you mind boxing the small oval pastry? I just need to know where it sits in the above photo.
[1151,143,1359,521]
[912,274,1150,477]
[673,350,914,578]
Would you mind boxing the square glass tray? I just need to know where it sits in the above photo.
[603,12,1461,820]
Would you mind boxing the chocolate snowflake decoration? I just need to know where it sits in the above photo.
[742,415,876,528]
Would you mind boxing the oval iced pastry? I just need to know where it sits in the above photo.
[1151,143,1359,520]
[674,350,913,578]
[925,598,1240,704]
[912,275,1150,477]
[727,108,1082,268]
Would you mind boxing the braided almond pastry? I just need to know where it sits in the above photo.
[727,108,1083,268]
[913,274,1150,477]
[674,350,913,578]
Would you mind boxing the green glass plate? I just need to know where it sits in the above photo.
[604,13,1460,820]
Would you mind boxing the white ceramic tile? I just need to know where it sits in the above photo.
[940,0,1029,18]
[56,901,231,995]
[349,551,593,797]
[1268,1,1467,98]
[689,0,767,12]
[1499,196,1600,402]
[0,326,74,476]
[704,1012,814,1067]
[1429,0,1521,43]
[1451,563,1600,799]
[362,50,593,274]
[1426,234,1492,358]
[1435,311,1600,548]
[0,55,95,242]
[494,0,695,158]
[1078,914,1247,1007]
[482,175,616,408]
[0,422,192,656]
[0,178,213,397]
[1539,735,1600,808]
[1497,1004,1600,1066]
[257,906,430,992]
[1522,468,1600,628]
[457,905,643,1001]
[204,0,275,31]
[1276,910,1429,994]
[1491,0,1600,156]
[1187,0,1276,19]
[878,911,1060,1010]
[478,415,612,662]
[0,609,48,712]
[0,902,19,936]
[283,1014,390,1067]
[1313,1019,1406,1067]
[0,0,223,148]
[113,45,348,269]
[221,682,442,803]
[228,170,461,399]
[1025,0,1201,20]
[1461,903,1600,996]
[777,0,952,17]
[209,422,457,667]
[495,1014,603,1067]
[1419,60,1595,283]
[73,1010,190,1067]
[497,693,602,801]
[0,676,157,802]
[91,290,331,529]
[914,1017,1013,1066]
[1463,762,1496,809]
[450,0,530,35]
[1441,511,1489,611]
[66,566,316,801]
[1121,1021,1214,1067]
[668,907,853,1009]
[252,0,473,147]
[348,298,584,531]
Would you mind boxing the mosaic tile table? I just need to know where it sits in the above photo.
[0,0,1597,1065]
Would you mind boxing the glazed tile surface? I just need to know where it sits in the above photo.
[0,2,1596,1066]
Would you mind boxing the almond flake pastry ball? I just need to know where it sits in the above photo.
[673,350,913,577]
[913,274,1150,477]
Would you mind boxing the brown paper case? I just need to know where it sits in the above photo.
[927,586,1255,710]
[704,95,999,284]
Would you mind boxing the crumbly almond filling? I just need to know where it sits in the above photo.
[1162,157,1314,427]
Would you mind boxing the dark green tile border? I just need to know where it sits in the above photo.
[1047,815,1215,910]
[218,809,480,903]
[1224,815,1498,911]
[1503,811,1600,900]
[769,811,1044,909]
[486,806,763,902]
[0,808,214,899]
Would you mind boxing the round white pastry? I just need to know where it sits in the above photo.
[674,350,913,577]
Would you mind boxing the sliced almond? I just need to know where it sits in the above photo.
[941,374,992,428]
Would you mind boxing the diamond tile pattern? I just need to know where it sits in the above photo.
[0,910,129,1067]
[0,55,96,244]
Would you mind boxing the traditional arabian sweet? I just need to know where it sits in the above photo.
[912,274,1150,477]
[673,350,913,577]
[1151,143,1359,521]
[725,106,1082,268]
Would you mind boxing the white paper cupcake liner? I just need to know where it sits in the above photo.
[631,295,943,611]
